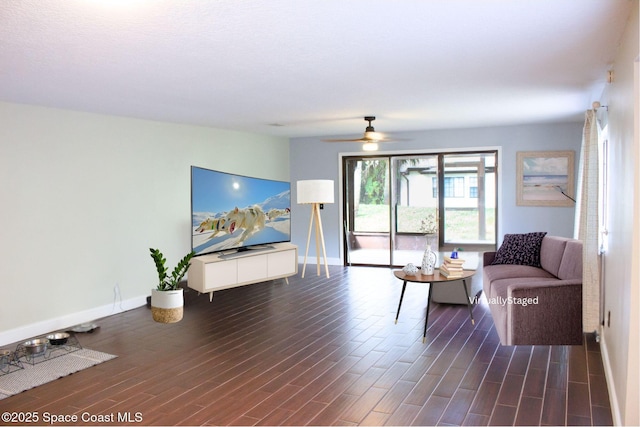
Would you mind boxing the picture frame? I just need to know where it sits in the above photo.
[516,150,575,207]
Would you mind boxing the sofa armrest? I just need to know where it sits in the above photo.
[507,280,582,345]
[483,251,496,267]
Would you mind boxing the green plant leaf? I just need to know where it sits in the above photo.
[150,248,195,291]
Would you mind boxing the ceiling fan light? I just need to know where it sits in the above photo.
[364,131,383,141]
[362,141,379,151]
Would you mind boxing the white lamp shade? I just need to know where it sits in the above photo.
[297,180,335,204]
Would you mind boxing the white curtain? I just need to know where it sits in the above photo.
[574,109,601,333]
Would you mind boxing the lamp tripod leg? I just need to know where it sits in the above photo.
[315,204,330,278]
[302,207,315,278]
[315,204,321,276]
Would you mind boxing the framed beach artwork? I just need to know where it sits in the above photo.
[516,151,575,207]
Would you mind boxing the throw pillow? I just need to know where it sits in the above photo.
[491,232,547,267]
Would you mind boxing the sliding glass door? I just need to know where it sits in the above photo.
[441,153,497,250]
[392,155,439,266]
[343,150,497,267]
[343,157,391,266]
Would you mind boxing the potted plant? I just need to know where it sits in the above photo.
[149,248,195,323]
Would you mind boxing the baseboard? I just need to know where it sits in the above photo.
[600,332,622,426]
[297,256,342,266]
[0,295,148,347]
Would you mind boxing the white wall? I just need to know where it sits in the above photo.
[0,102,290,345]
[290,122,583,262]
[599,2,639,425]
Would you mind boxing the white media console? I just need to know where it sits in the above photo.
[187,242,298,301]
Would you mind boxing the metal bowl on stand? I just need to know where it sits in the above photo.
[46,332,70,346]
[0,349,12,369]
[23,338,49,355]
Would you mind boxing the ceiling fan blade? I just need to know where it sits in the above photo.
[321,116,408,144]
[322,135,405,143]
[322,137,368,142]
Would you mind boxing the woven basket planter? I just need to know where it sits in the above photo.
[151,289,184,323]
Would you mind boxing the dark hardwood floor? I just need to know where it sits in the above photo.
[0,266,612,426]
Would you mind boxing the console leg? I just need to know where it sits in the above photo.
[209,292,214,303]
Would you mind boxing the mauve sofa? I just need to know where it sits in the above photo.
[483,235,583,345]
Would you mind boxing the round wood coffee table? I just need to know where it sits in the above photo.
[394,269,476,343]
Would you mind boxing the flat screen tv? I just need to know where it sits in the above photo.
[191,166,291,257]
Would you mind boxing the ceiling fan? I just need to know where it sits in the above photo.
[322,116,396,151]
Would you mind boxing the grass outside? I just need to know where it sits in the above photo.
[354,204,495,242]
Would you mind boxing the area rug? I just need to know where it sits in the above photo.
[0,349,116,400]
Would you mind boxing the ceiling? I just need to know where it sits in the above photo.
[0,0,633,139]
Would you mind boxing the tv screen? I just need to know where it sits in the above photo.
[191,166,291,256]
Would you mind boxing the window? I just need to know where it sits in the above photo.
[469,176,478,198]
[444,177,465,198]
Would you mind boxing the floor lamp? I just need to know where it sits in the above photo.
[297,179,334,278]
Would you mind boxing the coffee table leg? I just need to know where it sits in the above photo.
[462,279,475,325]
[423,283,432,343]
[395,280,408,324]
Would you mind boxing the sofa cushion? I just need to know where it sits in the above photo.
[491,232,547,267]
[483,263,555,284]
[539,236,569,277]
[558,240,583,280]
